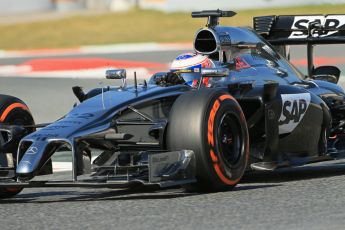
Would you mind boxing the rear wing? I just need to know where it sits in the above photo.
[253,15,345,45]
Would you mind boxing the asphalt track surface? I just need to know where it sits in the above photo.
[1,48,345,229]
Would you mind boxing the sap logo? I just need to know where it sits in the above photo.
[278,93,311,134]
[279,99,307,125]
[289,15,345,39]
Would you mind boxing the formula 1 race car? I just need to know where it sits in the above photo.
[1,10,345,198]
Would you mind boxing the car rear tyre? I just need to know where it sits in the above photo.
[167,89,249,192]
[0,94,34,198]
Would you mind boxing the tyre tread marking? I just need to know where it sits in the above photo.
[214,164,241,185]
[207,99,220,147]
[208,94,242,186]
[219,95,233,101]
[0,103,29,122]
[210,149,218,163]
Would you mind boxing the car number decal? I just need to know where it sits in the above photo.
[278,93,311,134]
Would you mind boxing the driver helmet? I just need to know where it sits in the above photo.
[170,53,215,87]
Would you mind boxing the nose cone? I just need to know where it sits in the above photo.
[16,141,49,177]
[16,160,34,174]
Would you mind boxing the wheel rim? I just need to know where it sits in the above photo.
[0,105,31,196]
[217,113,242,166]
[0,131,5,147]
[0,117,24,148]
[0,130,11,148]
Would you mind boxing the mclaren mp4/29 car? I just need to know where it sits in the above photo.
[1,10,345,198]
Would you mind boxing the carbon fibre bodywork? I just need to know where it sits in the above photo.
[1,10,345,191]
[15,85,191,180]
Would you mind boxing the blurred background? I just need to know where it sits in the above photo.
[0,0,344,49]
[0,0,344,14]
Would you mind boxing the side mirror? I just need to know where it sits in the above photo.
[105,69,126,80]
[312,66,340,84]
[313,74,338,84]
[201,68,229,78]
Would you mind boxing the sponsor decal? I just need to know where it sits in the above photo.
[44,125,68,131]
[289,15,345,39]
[58,120,83,125]
[67,113,94,120]
[219,34,231,44]
[31,133,59,139]
[26,146,38,155]
[175,53,195,60]
[278,93,311,134]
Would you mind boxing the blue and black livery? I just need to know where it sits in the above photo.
[0,10,345,197]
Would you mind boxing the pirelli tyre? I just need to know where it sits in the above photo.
[0,94,35,198]
[167,89,249,192]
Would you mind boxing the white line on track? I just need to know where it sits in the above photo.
[0,42,192,59]
[0,66,154,79]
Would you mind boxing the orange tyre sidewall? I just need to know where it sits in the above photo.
[206,94,249,186]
